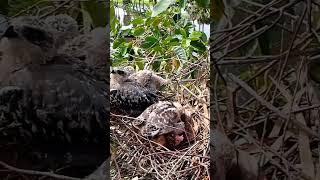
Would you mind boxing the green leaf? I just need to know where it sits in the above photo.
[133,27,145,36]
[195,0,210,8]
[182,39,191,48]
[113,38,126,49]
[151,17,161,27]
[134,59,145,70]
[178,0,187,9]
[110,1,117,32]
[190,40,206,53]
[173,46,187,63]
[178,28,187,38]
[131,17,144,26]
[81,0,108,27]
[142,36,159,48]
[189,31,203,41]
[152,60,161,71]
[151,0,176,17]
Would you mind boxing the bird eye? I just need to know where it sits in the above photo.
[21,26,52,46]
[2,26,18,38]
[116,70,125,75]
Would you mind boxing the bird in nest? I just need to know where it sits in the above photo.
[132,101,197,150]
[110,66,171,117]
[0,16,108,175]
[5,15,80,49]
[110,67,160,117]
[59,26,108,80]
[128,69,170,90]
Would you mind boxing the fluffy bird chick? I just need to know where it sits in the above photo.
[128,70,169,90]
[45,14,78,34]
[0,17,108,144]
[133,101,191,149]
[110,67,132,89]
[59,27,107,79]
[110,68,159,117]
[0,21,55,82]
[44,14,79,48]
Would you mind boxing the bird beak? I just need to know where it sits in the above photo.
[1,26,18,39]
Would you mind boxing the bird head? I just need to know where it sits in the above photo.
[44,14,79,48]
[44,14,78,33]
[0,16,56,66]
[128,70,169,90]
[110,67,132,89]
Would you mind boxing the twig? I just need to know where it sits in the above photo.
[0,161,81,180]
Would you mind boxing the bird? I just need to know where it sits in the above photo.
[8,15,79,49]
[59,26,108,80]
[110,68,159,117]
[0,14,108,143]
[128,69,169,90]
[110,66,133,89]
[132,101,196,149]
[44,14,79,48]
[0,16,108,177]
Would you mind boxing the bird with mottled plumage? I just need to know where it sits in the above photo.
[7,15,79,49]
[59,26,108,80]
[0,16,107,145]
[110,68,159,117]
[128,69,169,90]
[132,101,196,149]
[0,15,108,179]
[44,14,79,48]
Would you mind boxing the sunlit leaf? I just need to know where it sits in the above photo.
[173,46,187,63]
[133,27,144,36]
[113,38,126,49]
[131,17,144,26]
[151,0,176,17]
[142,36,159,48]
[189,31,203,41]
[171,58,181,70]
[134,59,145,70]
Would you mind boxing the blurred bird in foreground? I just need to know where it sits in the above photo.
[0,15,107,178]
[59,26,108,80]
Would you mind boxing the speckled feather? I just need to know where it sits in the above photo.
[0,55,108,144]
[110,80,158,117]
[0,18,108,144]
[59,27,107,79]
[133,101,185,138]
[128,70,169,90]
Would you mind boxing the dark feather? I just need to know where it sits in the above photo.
[110,80,159,117]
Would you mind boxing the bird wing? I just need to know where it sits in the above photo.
[136,101,185,137]
[110,81,158,117]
